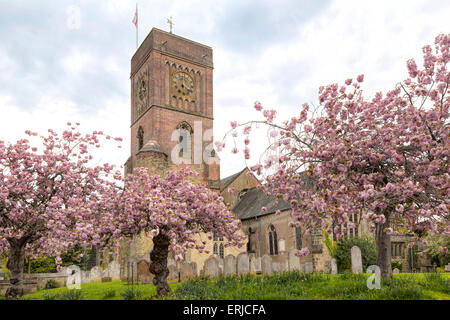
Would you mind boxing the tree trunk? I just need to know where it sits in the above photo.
[5,239,26,299]
[375,217,392,278]
[149,233,170,296]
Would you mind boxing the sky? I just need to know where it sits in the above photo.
[0,0,449,178]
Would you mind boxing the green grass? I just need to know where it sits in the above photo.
[19,272,450,300]
[24,281,181,300]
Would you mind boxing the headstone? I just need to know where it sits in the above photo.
[0,269,4,280]
[445,263,450,272]
[224,255,237,276]
[190,262,198,277]
[180,261,195,281]
[253,257,262,274]
[299,263,305,273]
[204,255,220,278]
[108,261,120,280]
[167,264,179,282]
[278,238,286,254]
[304,261,313,273]
[279,260,288,272]
[261,255,272,275]
[101,276,112,282]
[89,266,102,282]
[288,248,301,271]
[137,260,153,284]
[331,258,338,274]
[351,246,363,274]
[272,261,279,273]
[237,253,250,275]
[393,268,400,274]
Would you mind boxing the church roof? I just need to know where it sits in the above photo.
[220,168,247,191]
[138,140,166,154]
[232,187,291,220]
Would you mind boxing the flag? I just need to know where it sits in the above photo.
[132,5,138,27]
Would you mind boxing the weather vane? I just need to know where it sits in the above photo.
[167,16,174,33]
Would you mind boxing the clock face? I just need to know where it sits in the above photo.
[172,71,195,98]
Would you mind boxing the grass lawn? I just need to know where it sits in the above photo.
[18,271,450,300]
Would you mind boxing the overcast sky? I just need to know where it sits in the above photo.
[0,0,448,178]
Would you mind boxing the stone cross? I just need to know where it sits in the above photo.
[351,246,363,274]
[167,16,174,33]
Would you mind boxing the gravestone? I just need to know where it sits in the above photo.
[331,258,338,274]
[299,263,305,273]
[204,255,220,278]
[288,248,301,271]
[351,246,363,274]
[190,262,198,277]
[304,261,313,273]
[180,261,195,281]
[237,253,250,275]
[249,255,261,274]
[101,276,112,282]
[0,270,4,280]
[445,263,450,272]
[167,264,179,283]
[393,268,400,274]
[89,266,102,282]
[224,255,237,276]
[279,260,288,272]
[261,255,272,275]
[137,260,153,284]
[107,261,120,280]
[272,262,279,273]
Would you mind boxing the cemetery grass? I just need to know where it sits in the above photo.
[168,271,450,300]
[21,272,450,300]
[24,280,181,300]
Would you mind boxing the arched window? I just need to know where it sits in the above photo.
[137,126,144,150]
[213,243,218,255]
[219,244,224,259]
[268,224,278,255]
[176,122,193,160]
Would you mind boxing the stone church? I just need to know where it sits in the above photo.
[111,28,431,278]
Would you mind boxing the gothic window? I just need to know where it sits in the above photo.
[176,122,193,160]
[213,243,218,255]
[137,126,144,150]
[311,228,323,253]
[219,244,224,259]
[213,231,224,257]
[268,224,278,255]
[247,227,256,253]
[295,227,302,250]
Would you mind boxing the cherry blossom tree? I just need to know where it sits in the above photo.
[0,123,122,298]
[219,34,449,277]
[101,167,244,296]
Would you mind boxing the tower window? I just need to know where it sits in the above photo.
[137,126,144,150]
[176,122,193,160]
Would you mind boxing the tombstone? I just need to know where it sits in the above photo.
[89,266,102,282]
[331,258,338,274]
[393,268,400,274]
[167,258,176,268]
[278,238,286,254]
[0,269,4,280]
[272,262,279,273]
[299,263,306,273]
[224,255,237,276]
[237,253,250,275]
[180,261,195,281]
[101,276,112,282]
[204,255,220,278]
[108,261,121,280]
[190,262,198,277]
[167,264,179,283]
[445,263,450,272]
[279,260,288,272]
[351,246,363,274]
[249,255,261,274]
[137,260,153,284]
[304,261,313,273]
[261,255,272,275]
[288,248,301,271]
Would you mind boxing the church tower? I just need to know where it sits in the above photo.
[125,28,220,186]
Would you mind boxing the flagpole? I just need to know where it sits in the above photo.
[136,3,138,49]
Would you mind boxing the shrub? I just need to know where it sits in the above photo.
[44,279,60,289]
[120,286,143,300]
[102,288,116,299]
[60,289,83,300]
[334,236,377,272]
[26,256,57,273]
[391,260,403,272]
